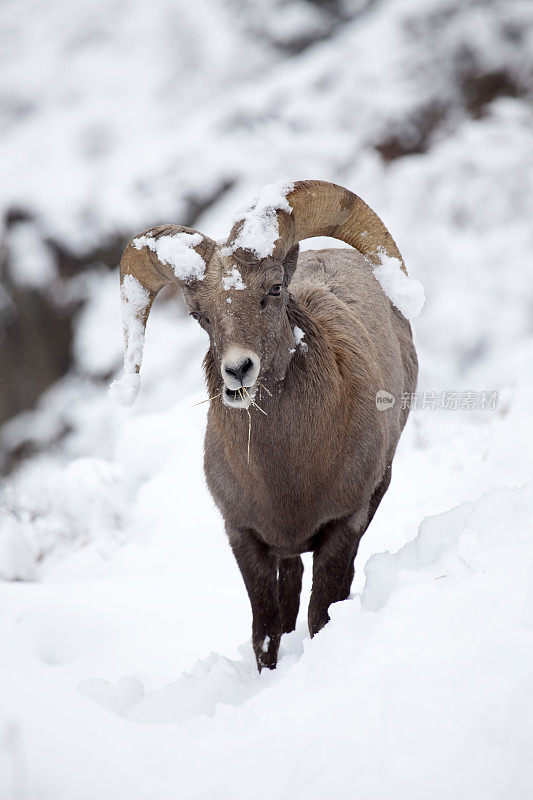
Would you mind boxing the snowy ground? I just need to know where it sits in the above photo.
[1,0,533,797]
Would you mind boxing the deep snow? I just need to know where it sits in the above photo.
[1,0,533,797]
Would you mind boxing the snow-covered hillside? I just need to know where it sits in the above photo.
[1,0,532,797]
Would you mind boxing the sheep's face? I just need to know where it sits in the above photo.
[182,250,296,409]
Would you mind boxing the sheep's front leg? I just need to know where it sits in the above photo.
[308,513,365,637]
[228,528,281,671]
[278,556,304,634]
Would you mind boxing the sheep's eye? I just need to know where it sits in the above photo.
[190,311,202,322]
[268,284,282,296]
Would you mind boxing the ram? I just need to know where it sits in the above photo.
[112,180,421,670]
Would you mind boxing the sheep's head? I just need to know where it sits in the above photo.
[111,180,407,408]
[180,244,300,408]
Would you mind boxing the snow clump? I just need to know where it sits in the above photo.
[132,232,206,282]
[222,266,246,290]
[230,180,294,259]
[293,325,308,353]
[108,274,150,407]
[372,251,425,319]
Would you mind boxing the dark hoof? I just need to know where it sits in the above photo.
[254,634,280,671]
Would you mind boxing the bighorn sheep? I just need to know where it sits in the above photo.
[112,180,420,670]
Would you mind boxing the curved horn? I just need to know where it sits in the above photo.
[110,224,215,407]
[226,179,406,273]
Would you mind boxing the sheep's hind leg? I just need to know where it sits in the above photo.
[366,464,391,530]
[308,513,366,637]
[341,466,393,599]
[278,556,304,634]
[228,528,281,671]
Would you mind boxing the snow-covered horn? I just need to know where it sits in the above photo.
[225,179,406,273]
[110,224,215,407]
[224,179,425,319]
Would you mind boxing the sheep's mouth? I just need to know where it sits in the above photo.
[222,384,256,409]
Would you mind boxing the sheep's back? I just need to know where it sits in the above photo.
[292,247,418,432]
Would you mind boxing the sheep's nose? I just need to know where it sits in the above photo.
[224,357,253,385]
[221,347,260,390]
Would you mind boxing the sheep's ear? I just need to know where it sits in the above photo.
[282,244,299,286]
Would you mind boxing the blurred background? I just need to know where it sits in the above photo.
[1,2,533,795]
[0,0,532,570]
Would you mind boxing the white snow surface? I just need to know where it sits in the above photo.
[1,0,533,797]
[109,274,150,407]
[373,252,426,319]
[132,232,206,283]
[229,180,294,258]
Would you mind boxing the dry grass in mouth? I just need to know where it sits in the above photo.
[243,387,267,416]
[239,389,252,464]
[190,391,223,408]
[239,387,269,464]
[192,385,268,464]
[258,381,272,396]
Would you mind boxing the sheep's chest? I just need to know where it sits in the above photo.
[204,420,362,552]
